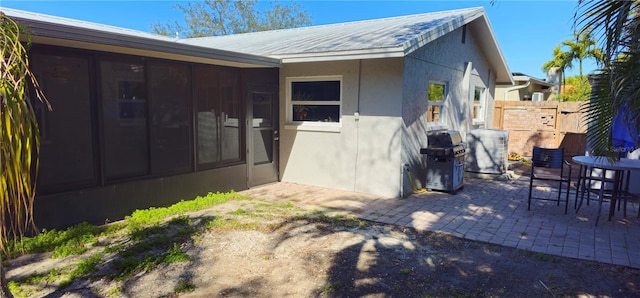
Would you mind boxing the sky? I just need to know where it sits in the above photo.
[1,0,598,79]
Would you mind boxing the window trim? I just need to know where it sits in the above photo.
[472,86,486,124]
[427,80,447,124]
[285,75,342,132]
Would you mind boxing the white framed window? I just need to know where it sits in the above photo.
[285,75,342,132]
[472,87,486,123]
[427,81,447,123]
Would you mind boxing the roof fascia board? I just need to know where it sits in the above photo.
[12,16,280,68]
[528,77,553,87]
[30,36,275,68]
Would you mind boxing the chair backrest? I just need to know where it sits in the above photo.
[532,146,565,169]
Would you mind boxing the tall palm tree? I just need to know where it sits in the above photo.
[542,45,573,91]
[561,28,604,77]
[576,1,640,160]
[1,12,48,297]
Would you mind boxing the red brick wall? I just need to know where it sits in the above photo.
[493,101,586,157]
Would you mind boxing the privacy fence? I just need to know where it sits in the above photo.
[493,101,587,158]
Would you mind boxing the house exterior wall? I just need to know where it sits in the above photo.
[401,24,496,193]
[28,44,278,229]
[496,82,552,101]
[279,59,404,197]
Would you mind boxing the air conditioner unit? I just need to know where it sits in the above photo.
[465,129,509,174]
[532,92,544,102]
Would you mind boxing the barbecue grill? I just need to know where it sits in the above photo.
[420,130,466,193]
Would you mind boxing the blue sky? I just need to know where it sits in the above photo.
[2,0,597,79]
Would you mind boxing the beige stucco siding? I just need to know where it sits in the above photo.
[401,24,496,192]
[496,82,551,101]
[279,59,404,197]
[278,21,501,198]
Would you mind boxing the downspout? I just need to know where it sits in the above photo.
[353,60,362,192]
[503,80,530,101]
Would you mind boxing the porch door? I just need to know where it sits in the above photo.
[247,86,279,187]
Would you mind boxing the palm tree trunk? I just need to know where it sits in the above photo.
[579,59,583,78]
[0,256,12,298]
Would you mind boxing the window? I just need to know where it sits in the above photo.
[194,65,242,168]
[427,81,446,122]
[31,52,97,191]
[286,76,341,131]
[100,58,149,180]
[473,87,486,123]
[148,62,192,175]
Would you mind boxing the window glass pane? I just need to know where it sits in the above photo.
[427,106,442,122]
[31,53,96,189]
[194,66,220,165]
[473,87,484,121]
[427,82,445,122]
[100,58,148,179]
[253,92,274,165]
[149,62,191,174]
[292,81,340,101]
[220,71,241,162]
[253,130,273,165]
[253,93,272,127]
[194,66,242,166]
[292,105,339,122]
[474,88,482,103]
[428,82,445,102]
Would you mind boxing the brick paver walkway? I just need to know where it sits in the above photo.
[240,176,640,269]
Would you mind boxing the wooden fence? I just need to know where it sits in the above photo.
[493,101,587,158]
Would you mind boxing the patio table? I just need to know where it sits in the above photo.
[572,155,640,225]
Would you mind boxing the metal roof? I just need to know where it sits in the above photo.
[512,73,554,87]
[0,8,280,68]
[180,7,513,83]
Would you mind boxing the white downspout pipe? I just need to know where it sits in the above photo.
[503,80,531,100]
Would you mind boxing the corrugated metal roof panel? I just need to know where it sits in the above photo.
[0,8,280,68]
[180,7,483,57]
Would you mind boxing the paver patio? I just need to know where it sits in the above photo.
[240,174,640,269]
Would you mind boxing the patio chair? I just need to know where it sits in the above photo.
[528,146,573,214]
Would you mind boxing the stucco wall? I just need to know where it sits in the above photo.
[401,23,496,192]
[496,82,552,101]
[279,59,404,197]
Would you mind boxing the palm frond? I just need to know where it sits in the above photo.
[1,12,48,253]
[576,1,640,161]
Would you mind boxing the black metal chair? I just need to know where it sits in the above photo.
[528,146,573,214]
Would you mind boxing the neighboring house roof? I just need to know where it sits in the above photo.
[180,7,513,84]
[0,8,280,68]
[511,72,554,87]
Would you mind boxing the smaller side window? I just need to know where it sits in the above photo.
[427,81,446,122]
[473,87,486,123]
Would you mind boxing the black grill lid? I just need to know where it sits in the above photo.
[426,130,463,148]
[420,145,465,156]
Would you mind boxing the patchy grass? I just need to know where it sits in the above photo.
[175,278,196,293]
[5,191,247,293]
[5,222,110,259]
[125,191,249,231]
[295,211,369,229]
[323,281,342,294]
[5,190,372,296]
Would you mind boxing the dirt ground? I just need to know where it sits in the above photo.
[5,196,640,298]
